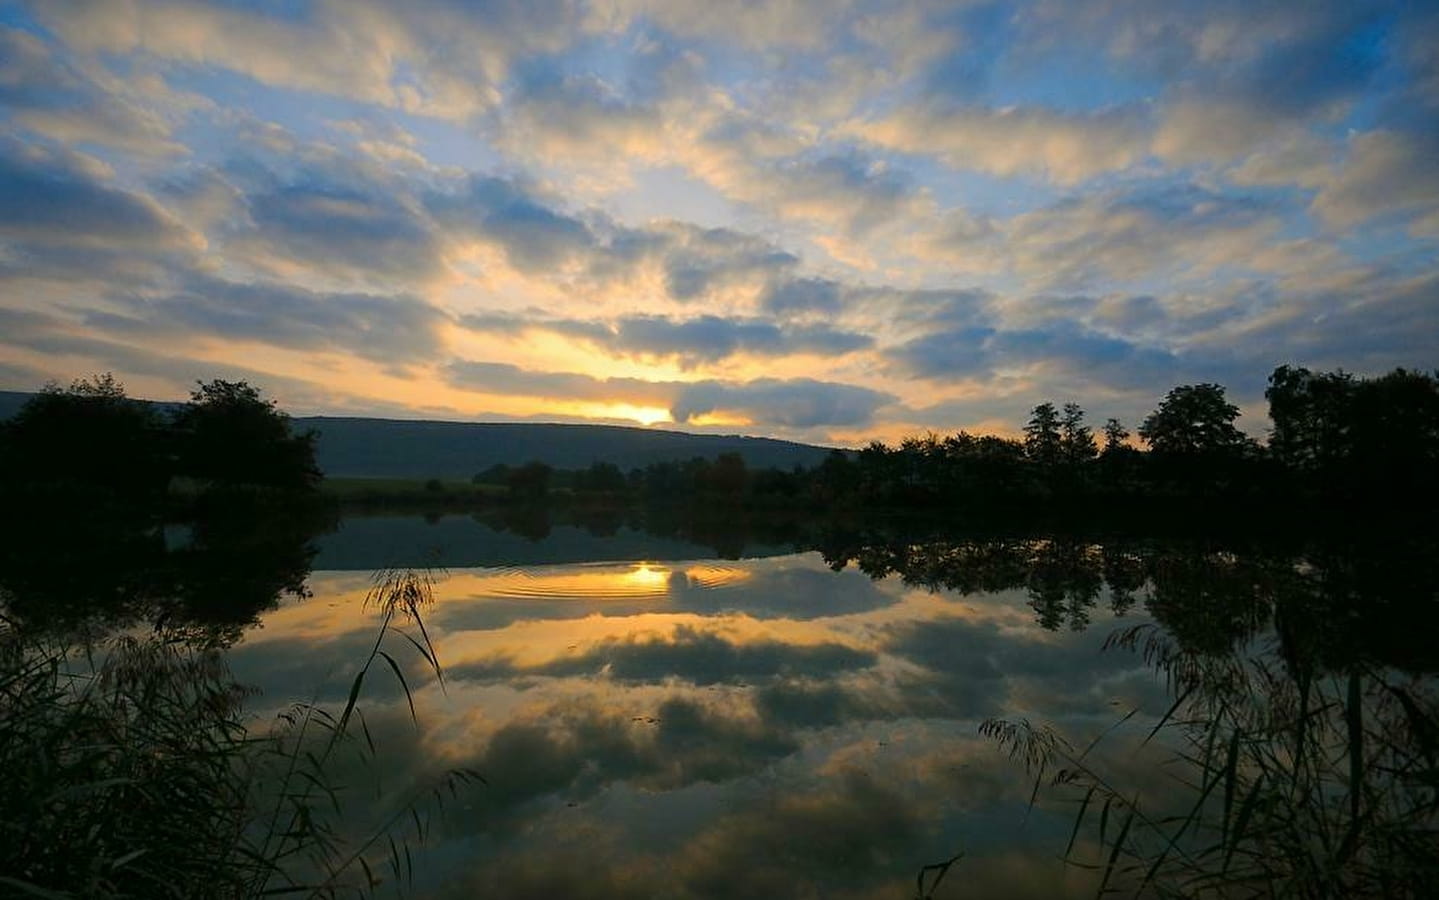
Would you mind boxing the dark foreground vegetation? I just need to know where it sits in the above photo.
[1,568,479,899]
[0,374,322,506]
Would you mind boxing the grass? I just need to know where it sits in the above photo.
[980,624,1439,898]
[0,568,483,899]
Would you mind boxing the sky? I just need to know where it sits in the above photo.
[0,0,1436,446]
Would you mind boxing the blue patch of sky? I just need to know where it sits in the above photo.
[207,0,313,21]
[400,115,507,172]
[918,1,1012,102]
[982,49,1159,112]
[1333,12,1422,132]
[902,153,1061,220]
[1336,227,1439,277]
[608,166,740,231]
[165,66,506,172]
[0,1,41,31]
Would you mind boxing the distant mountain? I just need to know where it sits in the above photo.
[0,391,838,478]
[0,391,33,421]
[296,416,835,478]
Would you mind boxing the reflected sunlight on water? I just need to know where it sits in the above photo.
[224,544,1152,899]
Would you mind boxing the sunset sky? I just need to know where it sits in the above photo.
[1,0,1435,445]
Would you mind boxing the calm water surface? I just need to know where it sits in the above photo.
[225,515,1171,899]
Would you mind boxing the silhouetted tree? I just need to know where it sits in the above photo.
[175,380,319,490]
[1265,365,1356,477]
[1347,368,1439,497]
[701,451,749,497]
[1061,403,1097,465]
[0,373,168,501]
[573,461,627,494]
[1024,402,1063,467]
[1139,384,1250,458]
[812,449,859,503]
[1102,418,1130,455]
[506,460,552,500]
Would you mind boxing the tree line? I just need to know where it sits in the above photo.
[460,365,1439,514]
[0,374,321,506]
[8,364,1435,515]
[817,365,1438,508]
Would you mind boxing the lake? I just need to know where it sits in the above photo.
[6,510,1435,898]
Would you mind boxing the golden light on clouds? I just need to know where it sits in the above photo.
[1,0,1433,444]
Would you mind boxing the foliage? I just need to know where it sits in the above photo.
[0,374,169,501]
[1025,402,1063,466]
[176,379,320,491]
[0,569,483,899]
[1062,403,1098,465]
[1138,384,1251,458]
[1102,418,1130,454]
[505,459,552,500]
[0,629,252,897]
[0,374,320,505]
[981,633,1439,898]
[1267,365,1439,497]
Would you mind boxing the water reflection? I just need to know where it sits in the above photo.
[6,513,1435,897]
[0,495,332,646]
[221,526,1162,897]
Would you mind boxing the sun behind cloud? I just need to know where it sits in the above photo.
[0,1,1435,443]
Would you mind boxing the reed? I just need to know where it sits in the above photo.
[980,624,1439,898]
[0,568,482,899]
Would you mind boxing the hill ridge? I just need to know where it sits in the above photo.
[0,390,837,478]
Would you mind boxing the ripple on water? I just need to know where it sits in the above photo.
[467,561,752,603]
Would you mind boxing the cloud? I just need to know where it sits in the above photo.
[467,311,871,368]
[446,360,673,407]
[846,103,1151,184]
[645,223,799,301]
[36,0,588,120]
[426,175,595,273]
[496,61,672,164]
[608,0,856,51]
[885,318,1180,391]
[0,25,185,156]
[758,277,844,315]
[236,178,443,284]
[89,275,450,364]
[687,116,929,234]
[445,361,896,429]
[453,625,876,687]
[996,182,1284,290]
[1311,130,1439,234]
[0,304,339,408]
[670,378,895,429]
[0,136,194,251]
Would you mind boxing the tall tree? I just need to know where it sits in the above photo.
[175,380,319,490]
[1346,368,1439,495]
[1139,384,1251,457]
[0,373,167,500]
[1265,365,1354,474]
[1101,418,1130,455]
[1061,402,1098,464]
[1024,402,1063,467]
